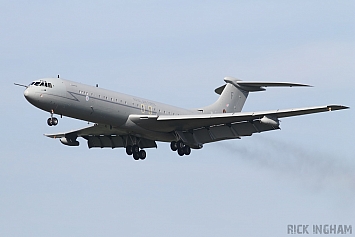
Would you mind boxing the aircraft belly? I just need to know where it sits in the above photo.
[117,121,175,142]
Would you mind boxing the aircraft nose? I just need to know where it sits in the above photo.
[24,87,36,103]
[24,88,29,98]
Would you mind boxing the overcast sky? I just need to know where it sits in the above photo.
[1,1,354,236]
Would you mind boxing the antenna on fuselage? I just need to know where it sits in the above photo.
[57,74,60,78]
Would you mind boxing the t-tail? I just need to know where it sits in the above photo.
[200,77,311,114]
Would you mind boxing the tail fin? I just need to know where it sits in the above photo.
[200,77,310,114]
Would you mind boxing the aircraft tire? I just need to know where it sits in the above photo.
[132,145,139,154]
[52,117,58,126]
[47,118,53,126]
[177,140,184,149]
[170,141,178,151]
[126,145,133,155]
[183,145,191,155]
[178,148,185,156]
[133,152,140,160]
[139,150,146,160]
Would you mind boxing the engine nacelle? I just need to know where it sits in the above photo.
[260,115,279,127]
[60,137,79,146]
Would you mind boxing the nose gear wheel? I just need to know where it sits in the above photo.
[47,110,58,126]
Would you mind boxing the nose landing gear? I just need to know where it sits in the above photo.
[47,117,58,126]
[47,110,58,126]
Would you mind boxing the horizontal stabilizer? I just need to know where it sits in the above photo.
[236,81,311,88]
[215,77,311,94]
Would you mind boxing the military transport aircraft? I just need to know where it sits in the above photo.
[16,76,348,160]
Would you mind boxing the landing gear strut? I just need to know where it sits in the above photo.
[171,140,191,156]
[47,110,58,126]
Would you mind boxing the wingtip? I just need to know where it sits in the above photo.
[296,83,312,87]
[327,105,349,111]
[44,134,58,139]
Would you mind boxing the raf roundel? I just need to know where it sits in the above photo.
[86,95,89,101]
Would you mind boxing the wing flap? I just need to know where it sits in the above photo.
[179,121,279,145]
[44,124,122,138]
[44,124,157,149]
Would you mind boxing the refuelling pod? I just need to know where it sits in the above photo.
[260,115,280,127]
[60,137,80,146]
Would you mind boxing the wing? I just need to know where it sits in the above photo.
[130,105,348,132]
[45,124,157,149]
[128,105,348,145]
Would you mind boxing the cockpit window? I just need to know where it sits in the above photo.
[31,80,53,88]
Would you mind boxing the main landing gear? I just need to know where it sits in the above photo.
[47,110,58,126]
[126,145,146,160]
[170,140,191,156]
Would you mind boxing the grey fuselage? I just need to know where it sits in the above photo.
[24,77,197,141]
